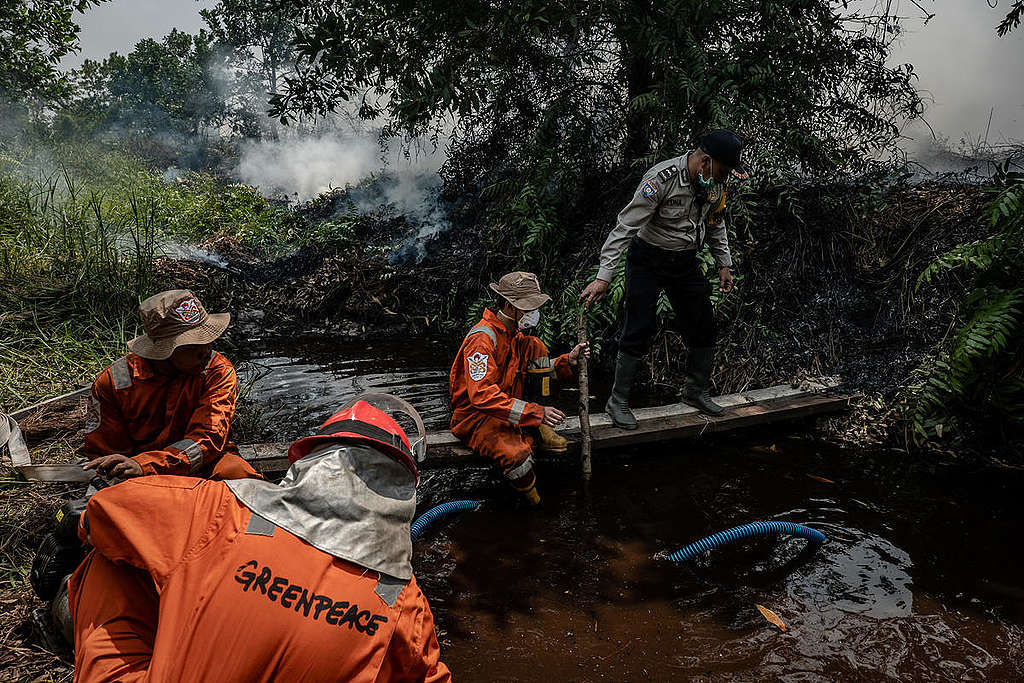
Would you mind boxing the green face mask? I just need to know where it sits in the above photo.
[697,159,716,189]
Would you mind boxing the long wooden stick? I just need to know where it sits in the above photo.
[577,311,592,478]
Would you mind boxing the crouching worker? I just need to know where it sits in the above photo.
[69,393,451,683]
[449,272,589,505]
[82,289,259,481]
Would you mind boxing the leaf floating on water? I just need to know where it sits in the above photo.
[755,604,787,632]
[769,444,778,452]
[806,474,834,484]
[935,423,944,438]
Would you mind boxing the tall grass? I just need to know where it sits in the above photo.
[0,138,302,412]
[0,162,159,411]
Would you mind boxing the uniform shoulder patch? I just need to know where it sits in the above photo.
[641,181,658,199]
[467,352,489,381]
[657,165,678,184]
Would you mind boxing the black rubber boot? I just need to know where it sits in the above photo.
[605,351,640,430]
[681,346,725,416]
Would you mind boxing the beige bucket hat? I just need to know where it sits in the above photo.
[489,271,551,311]
[127,289,230,361]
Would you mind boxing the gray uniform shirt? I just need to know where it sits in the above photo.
[597,154,732,282]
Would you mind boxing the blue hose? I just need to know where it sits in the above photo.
[665,521,826,563]
[410,500,482,541]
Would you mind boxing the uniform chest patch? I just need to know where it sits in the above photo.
[641,182,658,199]
[467,352,489,381]
[657,165,678,183]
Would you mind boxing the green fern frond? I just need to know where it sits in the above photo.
[949,287,1024,371]
[916,235,1006,291]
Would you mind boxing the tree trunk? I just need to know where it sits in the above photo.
[618,0,655,161]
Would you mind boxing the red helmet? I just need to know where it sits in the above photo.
[287,393,425,482]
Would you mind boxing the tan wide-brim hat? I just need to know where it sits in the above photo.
[127,289,231,361]
[489,271,551,311]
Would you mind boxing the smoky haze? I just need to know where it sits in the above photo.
[888,0,1024,169]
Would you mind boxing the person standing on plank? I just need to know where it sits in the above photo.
[579,129,747,429]
[449,272,589,505]
[70,394,451,683]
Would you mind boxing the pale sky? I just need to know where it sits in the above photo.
[64,0,1024,147]
[63,0,214,68]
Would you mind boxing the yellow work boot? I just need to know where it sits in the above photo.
[537,424,568,453]
[512,471,541,506]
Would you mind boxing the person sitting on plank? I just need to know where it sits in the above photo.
[449,271,589,505]
[82,289,260,480]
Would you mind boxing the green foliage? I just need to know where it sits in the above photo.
[269,0,922,359]
[297,204,362,248]
[201,0,297,134]
[0,0,108,102]
[56,29,229,141]
[0,136,311,409]
[0,162,157,308]
[156,172,302,249]
[908,164,1024,443]
[0,146,157,410]
[274,0,920,176]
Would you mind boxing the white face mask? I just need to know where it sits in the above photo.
[518,309,541,330]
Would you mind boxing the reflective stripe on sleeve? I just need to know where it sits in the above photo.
[110,357,132,390]
[245,513,276,537]
[374,574,407,608]
[169,438,203,471]
[508,399,527,426]
[465,325,497,346]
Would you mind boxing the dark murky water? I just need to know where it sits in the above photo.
[236,336,675,441]
[238,338,1024,681]
[416,445,1024,682]
[236,337,454,440]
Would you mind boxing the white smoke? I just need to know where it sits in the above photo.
[157,239,234,271]
[234,133,383,200]
[887,1,1024,172]
[233,124,452,262]
[347,170,451,263]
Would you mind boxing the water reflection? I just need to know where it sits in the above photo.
[237,339,452,441]
[233,338,1024,680]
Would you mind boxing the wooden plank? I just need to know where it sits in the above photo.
[10,386,90,421]
[241,382,855,476]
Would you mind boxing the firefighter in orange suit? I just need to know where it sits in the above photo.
[449,272,589,504]
[82,289,259,481]
[70,394,451,683]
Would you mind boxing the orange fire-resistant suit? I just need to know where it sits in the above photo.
[69,476,451,683]
[83,352,259,480]
[449,308,575,473]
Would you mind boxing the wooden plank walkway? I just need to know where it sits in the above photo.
[240,379,855,475]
